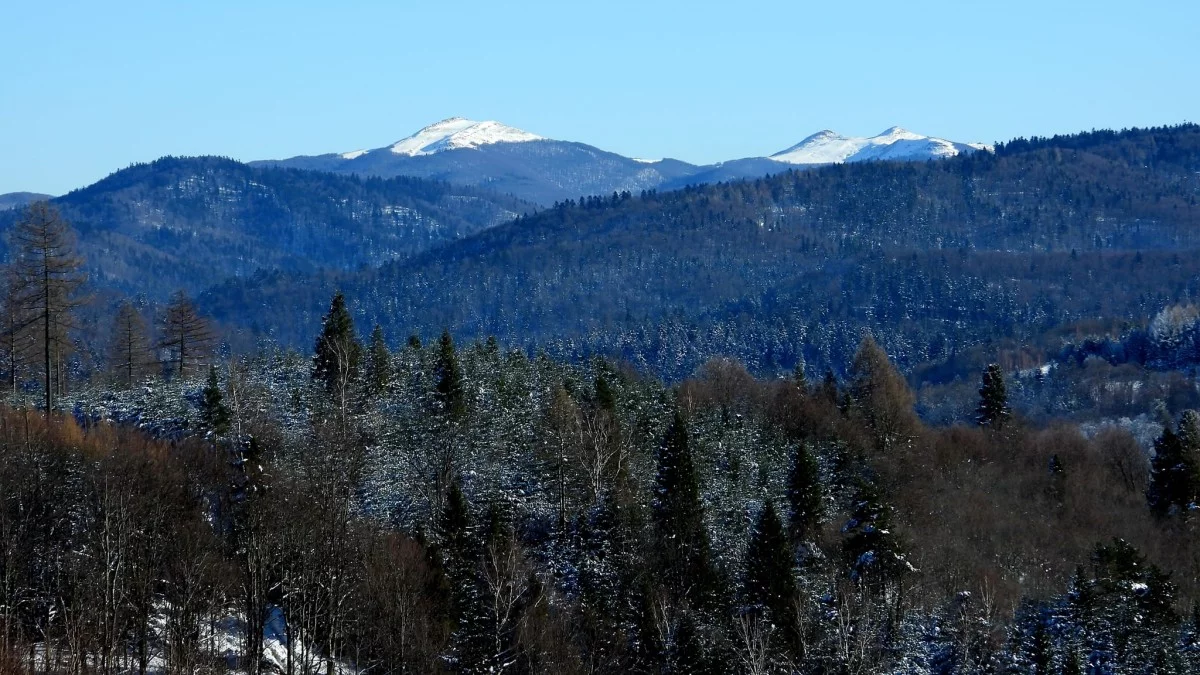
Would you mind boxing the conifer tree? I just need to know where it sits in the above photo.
[1148,411,1200,516]
[6,202,86,412]
[159,290,215,379]
[743,500,797,635]
[434,329,466,420]
[311,291,360,395]
[786,444,822,542]
[108,300,152,388]
[199,365,230,435]
[652,410,717,607]
[849,336,918,452]
[976,363,1012,430]
[365,323,390,396]
[842,478,908,588]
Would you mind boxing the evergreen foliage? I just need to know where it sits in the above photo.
[434,329,466,420]
[311,291,361,394]
[976,363,1012,430]
[652,410,718,607]
[1147,411,1200,516]
[786,444,822,542]
[199,365,230,435]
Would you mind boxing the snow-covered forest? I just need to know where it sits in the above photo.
[2,285,1199,673]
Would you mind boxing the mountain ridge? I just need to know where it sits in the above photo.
[255,117,988,204]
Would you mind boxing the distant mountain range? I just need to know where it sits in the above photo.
[0,192,54,210]
[254,117,989,204]
[0,157,529,298]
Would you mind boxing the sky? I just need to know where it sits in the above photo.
[2,0,1198,195]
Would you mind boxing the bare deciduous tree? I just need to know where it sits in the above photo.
[159,291,215,379]
[6,202,86,412]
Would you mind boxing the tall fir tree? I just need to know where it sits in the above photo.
[311,291,361,395]
[365,323,391,396]
[842,478,908,588]
[743,500,798,641]
[652,410,718,608]
[434,329,466,420]
[1148,411,1200,516]
[786,444,823,542]
[976,363,1012,430]
[199,365,230,435]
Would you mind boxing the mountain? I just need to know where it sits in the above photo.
[255,117,702,205]
[769,126,989,165]
[0,157,530,298]
[200,124,1200,379]
[257,118,990,203]
[0,192,54,210]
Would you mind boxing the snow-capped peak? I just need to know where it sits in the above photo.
[387,117,543,156]
[770,127,986,165]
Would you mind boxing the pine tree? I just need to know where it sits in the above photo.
[199,366,230,435]
[311,291,361,395]
[743,500,798,640]
[786,444,822,542]
[976,363,1012,430]
[652,410,718,607]
[434,329,466,420]
[1148,412,1200,516]
[365,323,390,396]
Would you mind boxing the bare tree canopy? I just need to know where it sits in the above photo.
[6,201,86,411]
[108,300,153,387]
[159,290,215,379]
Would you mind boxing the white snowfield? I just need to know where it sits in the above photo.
[769,126,991,165]
[339,149,369,160]
[386,117,544,156]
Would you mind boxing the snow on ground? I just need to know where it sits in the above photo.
[770,126,986,164]
[388,117,543,156]
[27,605,354,675]
[339,149,369,160]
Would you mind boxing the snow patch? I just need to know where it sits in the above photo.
[770,126,987,165]
[389,117,543,156]
[339,149,368,160]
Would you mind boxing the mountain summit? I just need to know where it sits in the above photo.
[770,127,989,165]
[386,117,544,156]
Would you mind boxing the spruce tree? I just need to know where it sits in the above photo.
[743,500,798,637]
[976,363,1012,430]
[311,291,360,395]
[786,444,822,542]
[652,410,717,607]
[365,323,390,396]
[842,478,908,588]
[434,329,466,420]
[199,365,230,435]
[1148,411,1200,516]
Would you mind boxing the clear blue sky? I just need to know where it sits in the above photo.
[2,0,1197,195]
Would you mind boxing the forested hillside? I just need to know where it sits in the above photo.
[0,157,530,297]
[201,124,1200,381]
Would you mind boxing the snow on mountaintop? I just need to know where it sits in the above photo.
[387,117,543,156]
[770,127,987,165]
[340,149,368,160]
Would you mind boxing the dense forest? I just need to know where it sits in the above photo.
[0,158,530,298]
[5,294,1200,673]
[196,125,1200,383]
[3,124,1200,672]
